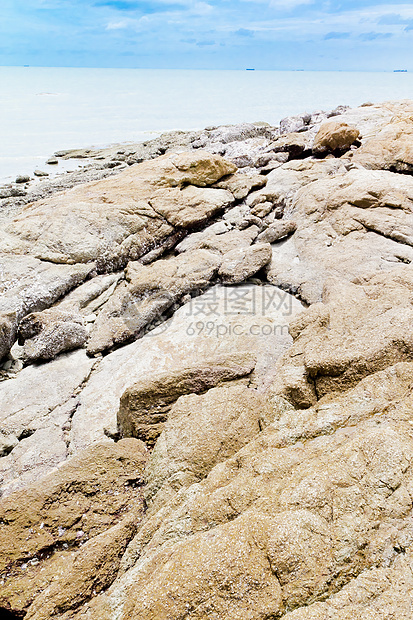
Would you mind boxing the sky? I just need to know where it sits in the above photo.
[1,0,413,70]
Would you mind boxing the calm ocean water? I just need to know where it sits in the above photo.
[1,67,413,183]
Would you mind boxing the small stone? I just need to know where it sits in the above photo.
[46,157,59,165]
[34,169,49,177]
[16,175,31,183]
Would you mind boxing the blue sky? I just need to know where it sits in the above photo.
[1,0,413,69]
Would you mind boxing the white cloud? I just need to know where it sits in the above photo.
[106,20,131,30]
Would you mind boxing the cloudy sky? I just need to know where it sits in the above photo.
[1,0,413,69]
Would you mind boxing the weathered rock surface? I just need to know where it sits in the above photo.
[145,384,273,508]
[87,249,222,353]
[2,101,413,620]
[18,309,88,362]
[0,350,95,494]
[118,353,256,445]
[312,120,360,153]
[0,151,235,269]
[69,284,302,454]
[271,267,413,407]
[0,439,148,617]
[77,359,413,620]
[267,167,413,303]
[0,255,94,360]
[218,242,272,283]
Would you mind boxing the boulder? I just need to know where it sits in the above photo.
[18,309,88,362]
[213,172,266,199]
[313,121,360,153]
[266,168,413,303]
[218,243,272,283]
[118,353,256,445]
[257,220,297,243]
[176,224,260,254]
[0,254,94,360]
[351,103,413,172]
[271,268,413,407]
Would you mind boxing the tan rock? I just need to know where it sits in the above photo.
[313,121,360,153]
[149,185,233,228]
[118,353,256,446]
[145,384,273,508]
[90,359,413,620]
[176,224,259,254]
[246,157,347,216]
[283,548,413,619]
[0,439,148,616]
[25,513,140,620]
[0,151,235,269]
[266,168,413,303]
[213,172,266,199]
[272,268,413,406]
[350,101,413,172]
[257,220,297,243]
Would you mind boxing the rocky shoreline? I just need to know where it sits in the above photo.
[1,100,413,619]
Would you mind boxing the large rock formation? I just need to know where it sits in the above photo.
[2,100,413,619]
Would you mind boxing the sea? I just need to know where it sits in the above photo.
[1,67,413,184]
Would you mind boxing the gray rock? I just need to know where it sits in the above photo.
[219,243,272,283]
[0,255,94,361]
[18,309,88,362]
[257,220,297,243]
[69,284,303,454]
[0,350,95,494]
[87,249,222,354]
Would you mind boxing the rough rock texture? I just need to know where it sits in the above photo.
[69,284,302,454]
[118,353,257,445]
[218,242,272,283]
[87,249,222,354]
[312,120,360,153]
[144,384,274,508]
[0,350,95,495]
[0,151,235,269]
[18,309,88,362]
[0,255,94,360]
[271,267,413,407]
[3,101,413,620]
[267,167,413,303]
[0,439,148,617]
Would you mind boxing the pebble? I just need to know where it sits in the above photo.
[34,169,49,177]
[46,157,59,165]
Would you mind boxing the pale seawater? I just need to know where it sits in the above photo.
[1,67,413,183]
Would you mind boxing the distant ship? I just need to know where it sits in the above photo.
[246,68,255,71]
[394,69,407,72]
